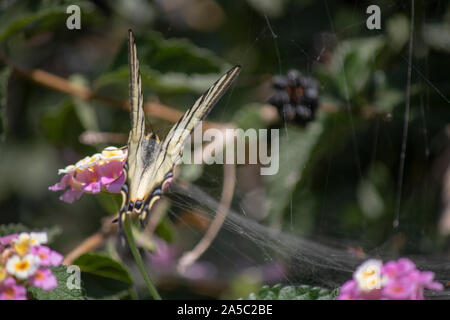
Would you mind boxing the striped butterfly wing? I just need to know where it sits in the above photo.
[119,30,241,228]
[162,64,241,165]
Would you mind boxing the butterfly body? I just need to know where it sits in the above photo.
[120,30,240,227]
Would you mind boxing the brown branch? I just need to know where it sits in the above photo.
[62,216,117,265]
[10,63,224,130]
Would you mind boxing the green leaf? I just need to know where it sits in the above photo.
[321,36,386,102]
[0,6,67,43]
[28,266,86,300]
[265,123,324,228]
[96,30,228,97]
[0,2,97,43]
[78,272,133,300]
[0,223,29,236]
[71,253,134,299]
[243,284,337,300]
[278,286,297,300]
[110,31,225,75]
[73,253,133,285]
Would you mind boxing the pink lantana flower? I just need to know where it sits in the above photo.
[338,258,443,300]
[29,268,57,291]
[49,146,127,203]
[0,277,27,300]
[31,246,63,267]
[98,160,126,193]
[0,231,64,300]
[382,277,415,299]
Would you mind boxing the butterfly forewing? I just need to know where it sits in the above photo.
[120,30,241,227]
[162,65,241,163]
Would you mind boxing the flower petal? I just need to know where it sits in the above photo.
[105,173,125,193]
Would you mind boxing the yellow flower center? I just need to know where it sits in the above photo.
[362,269,375,278]
[14,240,30,256]
[14,260,30,272]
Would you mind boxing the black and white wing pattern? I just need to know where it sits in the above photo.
[119,30,241,227]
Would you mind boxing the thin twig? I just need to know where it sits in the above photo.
[394,0,415,230]
[79,131,127,145]
[177,162,236,274]
[62,216,117,265]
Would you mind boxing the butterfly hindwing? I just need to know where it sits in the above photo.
[120,30,241,228]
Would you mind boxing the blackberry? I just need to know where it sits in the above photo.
[267,69,320,126]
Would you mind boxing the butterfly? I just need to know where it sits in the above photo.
[118,30,241,228]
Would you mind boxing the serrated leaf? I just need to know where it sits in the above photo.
[243,284,337,300]
[73,253,133,284]
[278,286,297,299]
[296,293,312,300]
[28,266,86,300]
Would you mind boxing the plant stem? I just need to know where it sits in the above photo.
[123,215,162,300]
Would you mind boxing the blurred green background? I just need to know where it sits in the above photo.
[0,0,449,299]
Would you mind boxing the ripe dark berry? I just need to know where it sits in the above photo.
[267,69,320,126]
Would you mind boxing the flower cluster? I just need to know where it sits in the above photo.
[0,232,63,300]
[267,69,319,126]
[338,258,443,300]
[49,146,127,203]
